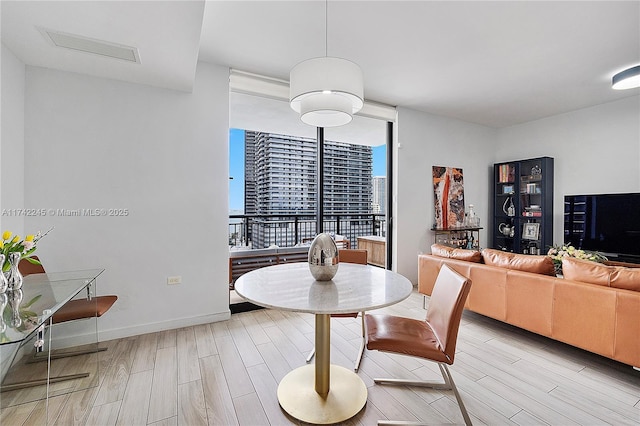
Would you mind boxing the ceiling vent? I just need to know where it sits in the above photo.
[39,28,140,63]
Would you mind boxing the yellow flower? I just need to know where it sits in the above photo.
[12,235,20,243]
[0,241,3,249]
[25,235,34,242]
[2,231,11,241]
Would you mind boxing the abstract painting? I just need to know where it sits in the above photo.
[433,166,465,229]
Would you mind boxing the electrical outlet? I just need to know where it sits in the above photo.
[167,276,181,285]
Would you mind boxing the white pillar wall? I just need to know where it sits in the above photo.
[0,43,27,380]
[1,45,26,235]
[22,62,231,344]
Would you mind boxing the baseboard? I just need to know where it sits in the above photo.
[51,310,231,349]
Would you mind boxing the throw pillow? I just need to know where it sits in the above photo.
[430,244,482,263]
[482,248,556,276]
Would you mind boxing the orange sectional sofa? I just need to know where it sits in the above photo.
[418,246,640,368]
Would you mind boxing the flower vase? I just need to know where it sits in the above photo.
[8,289,23,328]
[5,252,23,291]
[0,292,7,333]
[0,254,8,293]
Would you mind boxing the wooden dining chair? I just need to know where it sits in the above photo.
[365,264,473,425]
[306,248,368,372]
[19,256,117,359]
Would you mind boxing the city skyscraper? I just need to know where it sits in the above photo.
[372,176,386,215]
[244,131,373,248]
[243,130,257,215]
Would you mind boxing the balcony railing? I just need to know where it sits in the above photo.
[229,213,386,249]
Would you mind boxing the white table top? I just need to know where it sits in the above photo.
[234,262,413,314]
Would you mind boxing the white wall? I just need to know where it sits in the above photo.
[23,62,231,343]
[394,96,639,284]
[395,107,496,283]
[496,96,640,246]
[0,43,27,380]
[1,44,25,235]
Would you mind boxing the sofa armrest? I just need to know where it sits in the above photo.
[418,254,508,321]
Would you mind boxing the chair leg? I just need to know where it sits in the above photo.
[374,363,472,426]
[1,372,90,392]
[306,347,316,363]
[441,363,472,426]
[27,346,108,364]
[373,377,451,390]
[354,312,366,372]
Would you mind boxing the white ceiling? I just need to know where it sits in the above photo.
[1,1,205,92]
[2,1,639,129]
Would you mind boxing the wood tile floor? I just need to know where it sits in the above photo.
[2,289,639,425]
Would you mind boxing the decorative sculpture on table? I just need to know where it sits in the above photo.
[433,166,465,229]
[308,233,339,281]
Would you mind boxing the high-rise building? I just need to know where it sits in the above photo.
[323,141,373,216]
[244,131,373,248]
[243,131,257,215]
[372,176,386,215]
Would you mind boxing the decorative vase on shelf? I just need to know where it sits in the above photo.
[0,254,8,293]
[308,233,339,281]
[466,204,480,227]
[5,252,23,291]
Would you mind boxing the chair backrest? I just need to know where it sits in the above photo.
[425,264,472,364]
[339,249,367,265]
[18,255,45,276]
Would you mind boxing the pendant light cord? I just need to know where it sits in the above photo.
[325,0,328,57]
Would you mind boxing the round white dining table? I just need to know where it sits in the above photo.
[234,262,413,424]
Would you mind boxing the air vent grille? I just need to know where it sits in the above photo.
[40,28,140,63]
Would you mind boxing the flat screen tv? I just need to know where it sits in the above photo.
[564,193,640,263]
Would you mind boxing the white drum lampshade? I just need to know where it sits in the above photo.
[612,65,640,90]
[290,57,364,127]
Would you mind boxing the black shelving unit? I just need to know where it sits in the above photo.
[492,157,554,254]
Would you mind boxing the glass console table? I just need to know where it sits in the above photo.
[0,269,104,410]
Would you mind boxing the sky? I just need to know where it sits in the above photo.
[229,129,246,212]
[228,128,387,212]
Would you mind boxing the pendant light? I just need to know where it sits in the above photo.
[289,1,363,127]
[612,65,640,90]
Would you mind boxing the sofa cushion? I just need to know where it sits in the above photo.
[562,256,640,291]
[430,244,482,263]
[482,248,556,276]
[561,257,612,286]
[610,266,640,291]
